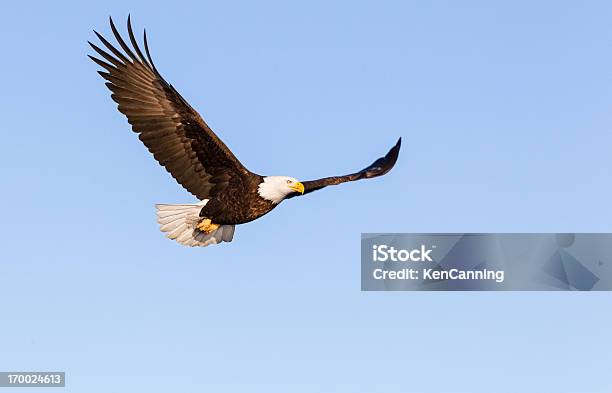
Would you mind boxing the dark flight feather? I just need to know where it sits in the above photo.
[290,138,402,197]
[89,16,251,200]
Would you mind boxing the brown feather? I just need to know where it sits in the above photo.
[89,16,253,200]
[289,138,402,197]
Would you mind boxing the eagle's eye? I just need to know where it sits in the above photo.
[286,179,292,185]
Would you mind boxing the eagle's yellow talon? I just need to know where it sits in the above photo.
[197,218,220,234]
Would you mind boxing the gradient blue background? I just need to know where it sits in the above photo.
[1,1,611,392]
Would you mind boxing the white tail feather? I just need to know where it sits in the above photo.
[154,200,235,247]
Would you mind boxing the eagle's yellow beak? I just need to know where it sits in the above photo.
[291,182,305,194]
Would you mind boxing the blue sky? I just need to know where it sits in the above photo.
[0,0,611,392]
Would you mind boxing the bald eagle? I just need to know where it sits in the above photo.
[89,17,401,247]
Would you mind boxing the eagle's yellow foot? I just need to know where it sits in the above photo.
[196,218,220,234]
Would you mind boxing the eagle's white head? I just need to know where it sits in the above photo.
[258,176,305,204]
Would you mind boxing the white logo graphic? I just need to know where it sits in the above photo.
[372,245,434,262]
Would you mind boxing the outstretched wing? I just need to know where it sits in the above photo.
[89,16,251,200]
[295,138,401,196]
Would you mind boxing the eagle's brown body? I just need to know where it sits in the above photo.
[198,174,277,225]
